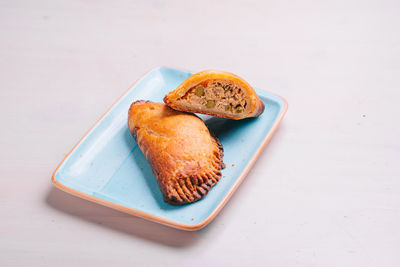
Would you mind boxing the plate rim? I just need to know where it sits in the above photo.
[51,66,288,231]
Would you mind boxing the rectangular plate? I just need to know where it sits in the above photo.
[52,67,288,230]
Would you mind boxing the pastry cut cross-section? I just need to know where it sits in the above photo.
[164,70,265,120]
[128,101,225,205]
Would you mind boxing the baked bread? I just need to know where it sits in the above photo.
[128,101,225,205]
[164,70,265,120]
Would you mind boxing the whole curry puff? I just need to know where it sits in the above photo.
[128,101,225,205]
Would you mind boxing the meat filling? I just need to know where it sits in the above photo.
[181,80,247,114]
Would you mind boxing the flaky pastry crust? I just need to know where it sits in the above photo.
[128,101,225,205]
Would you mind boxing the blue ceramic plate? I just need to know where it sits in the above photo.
[52,67,288,230]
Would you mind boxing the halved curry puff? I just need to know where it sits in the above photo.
[164,70,265,120]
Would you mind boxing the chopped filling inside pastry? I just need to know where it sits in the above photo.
[180,80,248,114]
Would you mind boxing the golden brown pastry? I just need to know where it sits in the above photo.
[164,70,265,120]
[128,101,225,205]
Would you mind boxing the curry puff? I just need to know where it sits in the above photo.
[128,101,225,205]
[164,70,265,120]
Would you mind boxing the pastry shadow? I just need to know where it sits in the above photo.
[203,116,260,138]
[45,187,200,247]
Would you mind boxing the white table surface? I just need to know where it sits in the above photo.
[1,0,399,266]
